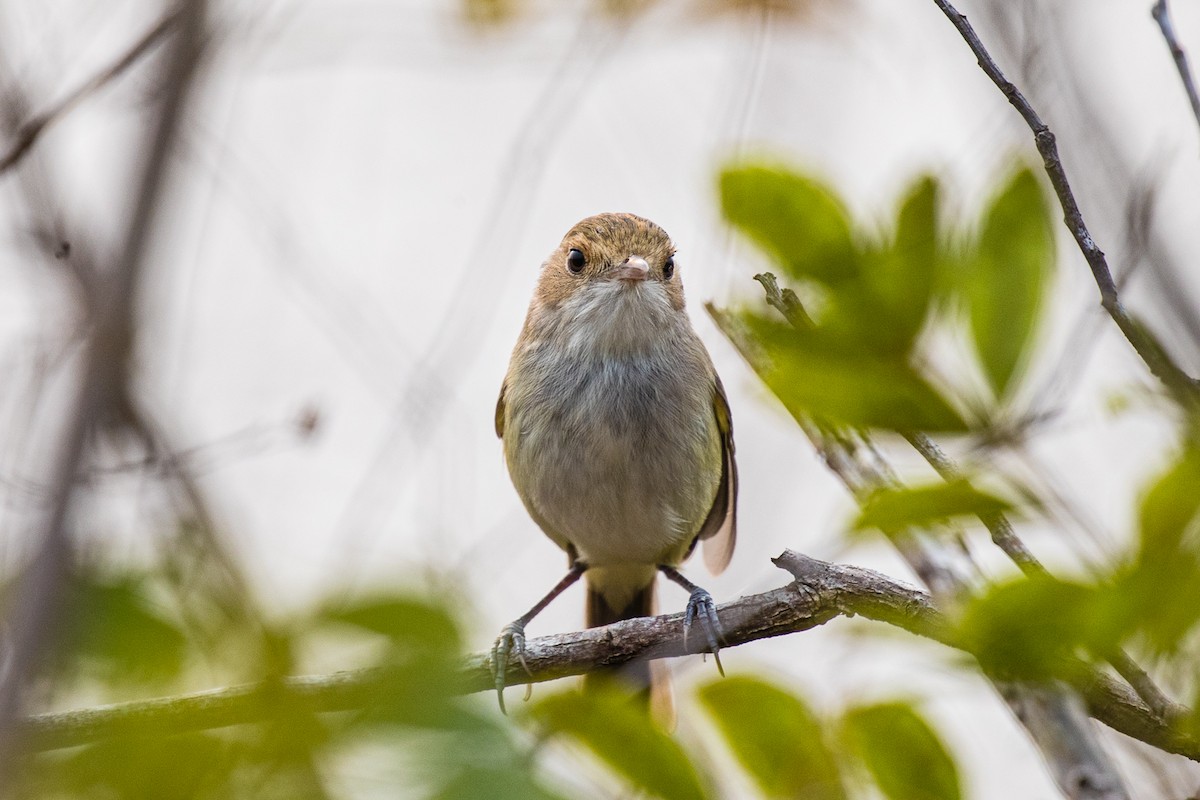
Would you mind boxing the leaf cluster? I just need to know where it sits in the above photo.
[529,674,962,800]
[722,162,1054,433]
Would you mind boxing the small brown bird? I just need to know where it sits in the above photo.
[492,213,737,711]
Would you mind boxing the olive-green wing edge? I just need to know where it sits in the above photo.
[495,382,506,438]
[698,375,738,574]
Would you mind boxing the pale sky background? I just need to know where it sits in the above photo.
[2,0,1200,796]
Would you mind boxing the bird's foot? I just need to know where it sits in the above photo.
[684,587,725,676]
[491,620,531,714]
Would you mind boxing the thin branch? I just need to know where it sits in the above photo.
[902,431,1176,724]
[752,272,813,329]
[931,0,1198,407]
[903,430,1046,574]
[15,552,1198,765]
[1152,0,1200,138]
[0,10,180,175]
[903,430,1183,724]
[922,0,1193,734]
[0,0,206,775]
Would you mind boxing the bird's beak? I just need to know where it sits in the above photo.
[614,256,649,283]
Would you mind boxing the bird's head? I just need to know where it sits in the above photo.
[527,213,687,356]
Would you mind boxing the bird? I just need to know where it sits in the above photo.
[491,212,737,713]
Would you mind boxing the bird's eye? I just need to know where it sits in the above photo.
[566,249,586,273]
[663,256,675,279]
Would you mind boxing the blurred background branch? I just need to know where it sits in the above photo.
[1152,0,1200,139]
[0,0,207,778]
[0,10,181,175]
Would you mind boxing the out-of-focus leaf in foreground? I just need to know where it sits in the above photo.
[531,687,708,800]
[317,593,478,730]
[963,168,1055,399]
[720,165,976,434]
[958,576,1114,679]
[35,733,242,800]
[721,166,858,285]
[53,572,187,686]
[698,675,846,799]
[1119,443,1200,653]
[318,594,464,656]
[853,479,1015,534]
[841,702,961,800]
[738,310,968,432]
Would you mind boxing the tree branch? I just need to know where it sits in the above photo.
[0,0,207,775]
[931,0,1198,407]
[16,552,1198,766]
[1151,0,1200,140]
[0,9,181,176]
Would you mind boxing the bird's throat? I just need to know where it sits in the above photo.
[556,280,676,359]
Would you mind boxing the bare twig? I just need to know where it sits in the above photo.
[0,0,207,776]
[0,10,181,175]
[1152,0,1200,138]
[14,552,1197,765]
[931,0,1198,408]
[752,272,812,328]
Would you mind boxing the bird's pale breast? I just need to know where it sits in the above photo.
[504,293,722,573]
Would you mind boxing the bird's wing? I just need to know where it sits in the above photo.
[495,382,506,438]
[698,374,737,574]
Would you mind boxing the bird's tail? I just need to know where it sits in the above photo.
[584,578,673,722]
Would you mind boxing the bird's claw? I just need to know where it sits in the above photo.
[491,621,530,714]
[683,588,725,676]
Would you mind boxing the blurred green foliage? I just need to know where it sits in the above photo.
[531,688,708,800]
[698,676,846,799]
[13,557,972,800]
[840,703,962,800]
[721,162,1056,433]
[852,479,1014,536]
[719,158,1200,783]
[49,572,187,687]
[956,439,1200,681]
[967,170,1055,398]
[959,575,1109,680]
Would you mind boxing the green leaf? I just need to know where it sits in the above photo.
[841,703,961,800]
[721,165,859,285]
[1116,444,1200,652]
[847,176,941,355]
[1109,561,1200,655]
[741,311,967,432]
[318,594,463,655]
[434,766,565,800]
[1138,445,1200,562]
[531,689,708,800]
[39,733,240,799]
[959,576,1112,678]
[697,676,846,799]
[58,574,186,685]
[314,593,480,729]
[853,479,1014,533]
[769,350,966,433]
[966,168,1054,398]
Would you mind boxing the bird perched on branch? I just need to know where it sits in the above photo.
[492,212,737,713]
